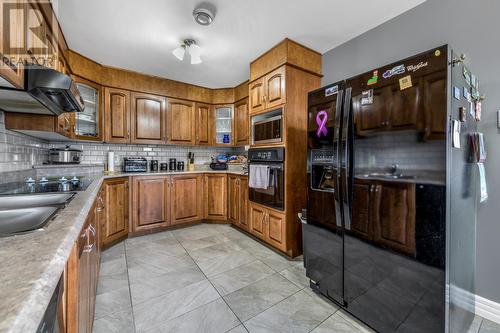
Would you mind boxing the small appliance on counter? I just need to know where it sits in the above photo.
[169,158,177,171]
[48,145,82,164]
[160,163,168,171]
[150,160,158,172]
[123,157,147,172]
[177,161,185,171]
[209,155,228,170]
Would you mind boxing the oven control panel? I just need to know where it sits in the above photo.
[248,147,285,162]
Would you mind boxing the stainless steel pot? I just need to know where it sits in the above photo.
[48,145,82,164]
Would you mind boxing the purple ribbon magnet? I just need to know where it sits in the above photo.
[316,110,328,137]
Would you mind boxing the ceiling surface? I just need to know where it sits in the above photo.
[54,0,425,88]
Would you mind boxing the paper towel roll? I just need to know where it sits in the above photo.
[108,151,114,172]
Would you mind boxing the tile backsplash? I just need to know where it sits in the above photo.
[354,131,445,171]
[49,142,246,169]
[0,111,49,173]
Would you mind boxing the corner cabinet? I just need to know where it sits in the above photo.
[131,92,167,144]
[213,105,234,145]
[73,77,103,141]
[104,87,131,143]
[167,98,195,145]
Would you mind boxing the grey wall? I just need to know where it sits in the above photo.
[321,0,500,302]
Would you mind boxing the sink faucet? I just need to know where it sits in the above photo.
[390,164,399,174]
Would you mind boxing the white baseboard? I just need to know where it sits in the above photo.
[450,284,500,325]
[475,294,500,325]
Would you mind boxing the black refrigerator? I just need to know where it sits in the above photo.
[303,45,479,333]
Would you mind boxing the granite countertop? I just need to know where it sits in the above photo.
[0,169,246,333]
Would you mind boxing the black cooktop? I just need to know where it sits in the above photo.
[0,176,95,195]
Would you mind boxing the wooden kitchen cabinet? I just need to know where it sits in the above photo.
[390,79,422,130]
[132,176,170,232]
[351,178,416,256]
[131,92,167,144]
[73,76,103,141]
[249,66,286,115]
[228,175,249,230]
[204,174,227,221]
[374,181,416,256]
[167,98,195,145]
[249,202,286,252]
[264,66,286,109]
[57,112,75,138]
[423,70,447,140]
[234,98,249,145]
[104,87,131,143]
[353,86,391,134]
[171,174,203,225]
[100,177,129,247]
[0,0,25,88]
[249,77,265,114]
[195,102,211,145]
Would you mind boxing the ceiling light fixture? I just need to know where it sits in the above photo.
[172,39,202,64]
[193,6,215,26]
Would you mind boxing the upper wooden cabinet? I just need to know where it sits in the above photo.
[132,176,170,232]
[234,98,249,145]
[195,103,211,145]
[171,174,203,225]
[249,66,286,114]
[423,71,447,140]
[204,174,227,221]
[0,0,25,88]
[249,78,265,114]
[73,76,103,141]
[213,105,234,146]
[104,87,131,143]
[131,92,167,144]
[167,98,195,145]
[100,177,129,247]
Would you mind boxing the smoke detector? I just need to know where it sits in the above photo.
[193,6,215,26]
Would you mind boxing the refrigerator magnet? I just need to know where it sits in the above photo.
[399,75,412,90]
[469,102,475,117]
[452,120,461,148]
[453,87,461,100]
[459,107,466,122]
[361,89,374,105]
[475,101,482,121]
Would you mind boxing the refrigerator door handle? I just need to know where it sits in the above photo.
[334,90,344,228]
[341,87,353,230]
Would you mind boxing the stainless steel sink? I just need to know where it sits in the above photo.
[0,193,74,210]
[0,206,59,236]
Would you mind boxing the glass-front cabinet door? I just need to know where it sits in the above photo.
[73,76,103,141]
[214,105,233,145]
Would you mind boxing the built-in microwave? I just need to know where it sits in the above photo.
[251,108,283,145]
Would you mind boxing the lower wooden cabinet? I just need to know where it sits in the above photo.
[351,178,416,256]
[204,174,228,221]
[228,175,249,230]
[171,174,203,225]
[67,202,101,333]
[132,176,170,232]
[99,178,129,247]
[249,202,286,252]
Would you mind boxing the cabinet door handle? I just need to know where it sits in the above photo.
[84,225,96,253]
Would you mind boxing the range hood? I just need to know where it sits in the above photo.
[0,65,85,116]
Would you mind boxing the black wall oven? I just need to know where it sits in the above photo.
[248,147,285,211]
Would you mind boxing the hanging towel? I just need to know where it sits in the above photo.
[249,164,270,189]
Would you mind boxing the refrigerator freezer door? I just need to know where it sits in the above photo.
[303,83,345,305]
